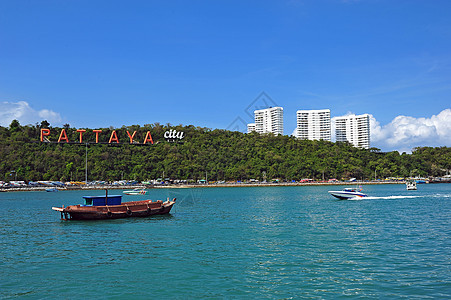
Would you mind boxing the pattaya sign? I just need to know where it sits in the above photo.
[40,128,184,144]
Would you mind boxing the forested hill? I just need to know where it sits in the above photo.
[0,120,450,182]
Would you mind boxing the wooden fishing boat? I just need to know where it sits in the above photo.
[52,191,176,220]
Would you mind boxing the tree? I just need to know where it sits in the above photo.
[40,120,50,128]
[9,119,20,132]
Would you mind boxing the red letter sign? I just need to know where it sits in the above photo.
[58,129,69,143]
[127,131,137,144]
[40,128,50,142]
[143,131,154,144]
[93,130,102,143]
[109,130,119,143]
[77,129,86,143]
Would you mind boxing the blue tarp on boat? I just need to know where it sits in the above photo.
[82,195,122,206]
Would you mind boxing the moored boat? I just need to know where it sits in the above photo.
[415,179,429,184]
[52,191,175,220]
[406,179,417,190]
[46,187,58,192]
[328,187,368,200]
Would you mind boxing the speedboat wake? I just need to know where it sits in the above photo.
[364,195,423,200]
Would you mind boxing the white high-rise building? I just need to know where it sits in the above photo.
[295,109,331,141]
[247,123,256,133]
[335,114,370,149]
[249,107,283,135]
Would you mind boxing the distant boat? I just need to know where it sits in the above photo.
[46,187,58,192]
[415,179,429,184]
[52,190,175,220]
[123,188,147,195]
[406,179,417,190]
[328,187,367,200]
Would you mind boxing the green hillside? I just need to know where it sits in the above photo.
[1,120,450,182]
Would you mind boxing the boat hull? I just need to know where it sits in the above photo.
[328,191,367,200]
[52,199,175,220]
[123,191,147,195]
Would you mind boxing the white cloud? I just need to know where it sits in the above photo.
[331,109,451,152]
[0,101,63,127]
[370,109,451,152]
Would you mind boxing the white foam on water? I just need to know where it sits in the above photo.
[365,195,423,200]
[430,193,451,198]
[332,193,451,201]
[338,197,364,201]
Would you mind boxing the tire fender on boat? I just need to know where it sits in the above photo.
[126,209,132,216]
[146,208,152,214]
[107,211,113,218]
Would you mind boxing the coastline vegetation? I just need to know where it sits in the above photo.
[1,120,450,182]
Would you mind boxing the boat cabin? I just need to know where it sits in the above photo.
[82,195,122,206]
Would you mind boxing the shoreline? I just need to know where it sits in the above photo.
[0,180,431,192]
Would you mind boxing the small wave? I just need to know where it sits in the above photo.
[365,193,451,200]
[431,193,451,198]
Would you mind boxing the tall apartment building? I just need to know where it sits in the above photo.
[295,109,331,141]
[335,114,370,149]
[248,107,283,135]
[247,123,256,133]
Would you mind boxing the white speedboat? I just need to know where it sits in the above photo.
[123,188,147,195]
[328,187,367,200]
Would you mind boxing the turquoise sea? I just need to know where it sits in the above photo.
[1,184,450,299]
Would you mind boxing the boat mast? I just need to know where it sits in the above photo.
[85,143,88,184]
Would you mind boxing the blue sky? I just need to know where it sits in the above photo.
[1,0,450,152]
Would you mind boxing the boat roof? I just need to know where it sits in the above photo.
[82,195,122,199]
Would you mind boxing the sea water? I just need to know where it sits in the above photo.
[1,184,450,299]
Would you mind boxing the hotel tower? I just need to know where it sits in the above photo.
[335,114,370,149]
[295,109,331,141]
[248,107,283,135]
